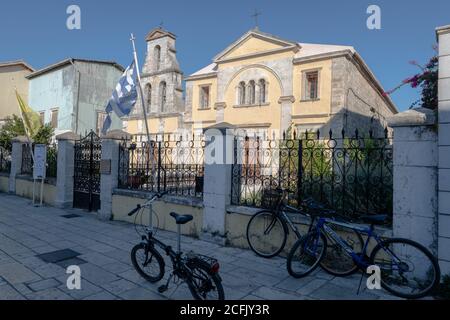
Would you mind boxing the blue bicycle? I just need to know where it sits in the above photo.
[287,214,441,299]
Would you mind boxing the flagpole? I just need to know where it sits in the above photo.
[130,34,156,216]
[130,33,152,144]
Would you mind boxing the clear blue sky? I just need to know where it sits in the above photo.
[1,0,448,111]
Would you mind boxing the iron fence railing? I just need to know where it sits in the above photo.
[231,129,393,222]
[21,144,33,175]
[0,147,11,173]
[118,134,205,199]
[46,143,58,178]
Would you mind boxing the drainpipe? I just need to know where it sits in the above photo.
[70,59,81,135]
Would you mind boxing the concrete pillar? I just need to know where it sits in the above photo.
[98,130,130,221]
[387,108,438,254]
[9,136,29,193]
[278,96,295,135]
[54,132,78,208]
[437,25,450,274]
[201,123,235,244]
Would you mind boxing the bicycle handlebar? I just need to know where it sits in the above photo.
[128,205,142,216]
[127,191,169,216]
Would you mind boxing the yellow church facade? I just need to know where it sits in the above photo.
[126,28,397,139]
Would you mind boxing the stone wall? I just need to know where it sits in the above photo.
[331,55,396,137]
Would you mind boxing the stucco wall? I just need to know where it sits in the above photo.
[14,177,57,206]
[74,61,123,135]
[28,65,75,133]
[0,175,9,193]
[0,65,32,121]
[28,61,123,136]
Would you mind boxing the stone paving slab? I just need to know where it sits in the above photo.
[0,193,401,300]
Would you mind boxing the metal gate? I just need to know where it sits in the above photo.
[73,131,102,212]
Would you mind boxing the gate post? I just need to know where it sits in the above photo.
[202,123,235,245]
[55,132,78,208]
[9,136,28,193]
[98,130,130,221]
[437,24,450,274]
[387,108,438,254]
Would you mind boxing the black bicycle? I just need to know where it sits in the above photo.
[246,188,364,276]
[128,192,225,300]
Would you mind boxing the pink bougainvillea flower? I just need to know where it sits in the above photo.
[402,77,412,84]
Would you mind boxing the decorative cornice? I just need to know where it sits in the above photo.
[291,113,329,120]
[184,72,218,82]
[102,129,132,140]
[293,50,353,64]
[214,102,227,110]
[234,123,271,128]
[215,45,298,65]
[387,108,436,127]
[278,96,296,104]
[127,112,183,120]
[141,68,183,78]
[213,29,300,62]
[436,25,450,37]
[56,131,79,141]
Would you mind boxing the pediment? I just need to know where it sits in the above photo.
[214,30,299,62]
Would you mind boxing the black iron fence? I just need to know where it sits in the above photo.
[20,143,58,178]
[46,143,58,178]
[21,144,33,175]
[118,134,205,198]
[0,147,11,173]
[231,129,393,222]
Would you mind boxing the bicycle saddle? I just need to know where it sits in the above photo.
[360,214,389,225]
[170,212,193,225]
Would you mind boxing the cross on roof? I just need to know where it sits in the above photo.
[251,9,262,29]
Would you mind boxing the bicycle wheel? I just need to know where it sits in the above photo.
[131,243,165,283]
[370,238,441,299]
[287,231,327,278]
[246,210,288,258]
[187,259,225,300]
[320,227,364,276]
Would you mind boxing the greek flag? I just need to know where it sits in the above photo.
[102,61,138,135]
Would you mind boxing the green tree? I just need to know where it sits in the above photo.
[0,115,54,150]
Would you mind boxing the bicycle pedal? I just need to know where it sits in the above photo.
[158,285,168,293]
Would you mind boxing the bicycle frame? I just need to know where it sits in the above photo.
[315,217,384,269]
[277,204,313,238]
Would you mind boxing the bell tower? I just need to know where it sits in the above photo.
[132,27,184,123]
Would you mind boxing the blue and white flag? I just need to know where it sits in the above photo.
[102,61,138,135]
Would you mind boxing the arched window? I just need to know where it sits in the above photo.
[160,81,167,112]
[145,84,152,113]
[238,81,246,105]
[259,79,267,104]
[154,45,161,71]
[249,80,256,105]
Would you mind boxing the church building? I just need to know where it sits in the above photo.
[126,27,398,138]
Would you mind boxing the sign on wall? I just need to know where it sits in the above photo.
[33,144,47,180]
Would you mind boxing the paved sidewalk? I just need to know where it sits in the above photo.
[0,193,399,300]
